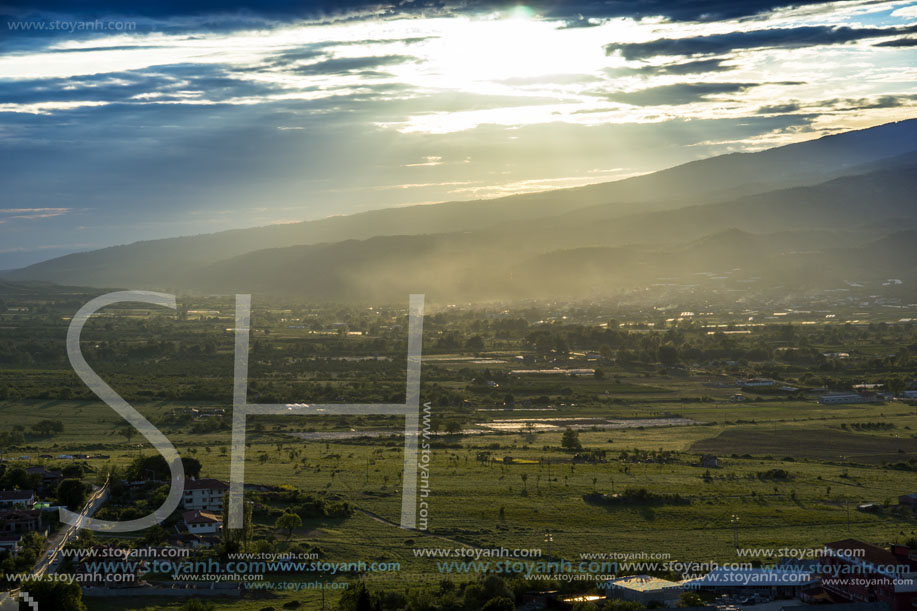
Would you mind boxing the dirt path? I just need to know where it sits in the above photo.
[355,507,483,551]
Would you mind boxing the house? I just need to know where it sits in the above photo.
[183,510,222,534]
[0,535,22,556]
[182,478,229,512]
[198,408,226,418]
[0,490,35,509]
[899,494,917,510]
[605,575,681,606]
[0,509,42,534]
[700,455,718,468]
[738,378,776,387]
[820,539,917,611]
[26,466,63,487]
[730,393,746,402]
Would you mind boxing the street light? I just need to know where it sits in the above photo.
[544,531,553,563]
[731,514,739,549]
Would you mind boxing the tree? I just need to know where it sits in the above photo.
[276,510,302,540]
[119,424,135,445]
[57,479,87,510]
[678,591,705,607]
[220,499,252,554]
[182,457,203,479]
[561,428,582,452]
[19,579,85,611]
[481,596,515,611]
[444,421,462,435]
[338,582,378,611]
[465,335,485,353]
[180,600,215,611]
[62,464,84,479]
[657,344,678,367]
[30,419,64,436]
[0,467,31,490]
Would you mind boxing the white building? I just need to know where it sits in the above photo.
[817,393,878,405]
[738,378,776,387]
[182,479,228,512]
[605,575,681,606]
[0,490,35,509]
[182,510,222,535]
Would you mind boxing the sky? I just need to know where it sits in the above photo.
[0,0,916,269]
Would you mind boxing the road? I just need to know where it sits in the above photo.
[0,479,109,609]
[37,479,109,576]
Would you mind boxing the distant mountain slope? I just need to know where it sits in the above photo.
[588,163,917,243]
[6,118,917,289]
[175,161,917,301]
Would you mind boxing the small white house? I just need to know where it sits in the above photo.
[182,510,222,535]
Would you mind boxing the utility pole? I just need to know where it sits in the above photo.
[846,499,850,532]
[544,531,553,563]
[731,514,739,549]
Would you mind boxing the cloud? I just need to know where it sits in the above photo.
[608,24,917,60]
[0,64,289,105]
[755,95,917,115]
[757,102,801,114]
[875,37,917,48]
[825,95,917,110]
[0,207,70,220]
[292,54,416,75]
[1,0,845,23]
[604,82,758,106]
[634,58,735,75]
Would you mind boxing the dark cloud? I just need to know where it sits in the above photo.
[826,95,916,110]
[875,37,917,48]
[755,95,917,115]
[0,64,289,105]
[636,58,734,75]
[608,24,917,60]
[292,55,416,75]
[605,82,757,106]
[0,0,844,23]
[757,102,801,114]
